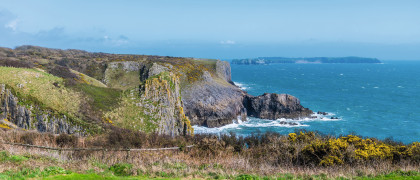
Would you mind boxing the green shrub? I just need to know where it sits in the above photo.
[388,170,420,176]
[41,166,71,177]
[0,151,28,163]
[236,174,259,180]
[109,163,133,176]
[0,166,70,179]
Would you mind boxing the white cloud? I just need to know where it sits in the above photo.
[220,40,236,45]
[5,19,18,31]
[4,19,19,31]
[103,35,129,46]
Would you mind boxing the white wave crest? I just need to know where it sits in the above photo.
[233,81,251,90]
[193,111,342,134]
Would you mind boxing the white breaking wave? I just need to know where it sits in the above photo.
[233,81,251,90]
[193,112,341,134]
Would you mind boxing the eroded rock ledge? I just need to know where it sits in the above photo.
[183,61,313,128]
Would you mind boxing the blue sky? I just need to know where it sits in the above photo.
[1,0,420,60]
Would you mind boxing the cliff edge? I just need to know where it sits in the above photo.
[0,46,312,134]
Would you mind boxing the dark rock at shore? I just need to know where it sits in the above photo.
[243,93,313,120]
[183,86,312,127]
[182,81,246,128]
[182,61,314,128]
[0,46,314,130]
[182,62,247,128]
[279,121,299,126]
[317,111,328,115]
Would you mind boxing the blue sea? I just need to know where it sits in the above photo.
[193,61,420,144]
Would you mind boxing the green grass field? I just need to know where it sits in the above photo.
[0,151,419,180]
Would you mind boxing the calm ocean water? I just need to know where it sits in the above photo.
[193,61,420,143]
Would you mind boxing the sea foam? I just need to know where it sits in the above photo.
[193,112,341,134]
[233,81,251,90]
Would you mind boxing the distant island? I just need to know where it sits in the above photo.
[231,56,381,65]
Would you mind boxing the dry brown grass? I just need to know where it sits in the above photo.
[0,129,419,179]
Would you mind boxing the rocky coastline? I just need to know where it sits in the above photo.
[0,46,314,134]
[182,60,313,128]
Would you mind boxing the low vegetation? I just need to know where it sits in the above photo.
[0,66,82,115]
[0,46,217,135]
[0,46,418,179]
[0,129,419,179]
[71,83,121,112]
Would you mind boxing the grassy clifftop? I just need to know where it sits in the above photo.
[0,67,81,114]
[0,45,224,135]
[0,45,222,88]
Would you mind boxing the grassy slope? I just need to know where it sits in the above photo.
[72,83,121,112]
[104,68,140,90]
[0,66,122,133]
[0,67,81,116]
[70,69,107,88]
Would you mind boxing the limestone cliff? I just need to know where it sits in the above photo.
[181,61,312,127]
[103,62,192,136]
[215,60,233,84]
[181,76,246,127]
[0,84,85,135]
[0,45,313,134]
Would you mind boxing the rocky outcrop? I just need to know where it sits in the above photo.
[0,45,314,132]
[216,60,233,84]
[182,60,312,127]
[140,71,192,136]
[243,93,312,120]
[182,79,246,128]
[0,84,85,135]
[103,62,192,136]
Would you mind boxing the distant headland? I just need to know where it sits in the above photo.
[231,56,381,65]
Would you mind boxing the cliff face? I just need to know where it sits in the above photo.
[141,70,192,136]
[181,74,246,127]
[0,84,85,135]
[181,62,313,127]
[103,62,192,136]
[0,46,313,134]
[215,60,233,84]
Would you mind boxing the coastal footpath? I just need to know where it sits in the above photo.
[0,46,312,135]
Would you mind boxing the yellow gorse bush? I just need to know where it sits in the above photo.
[320,155,343,166]
[405,142,420,158]
[0,119,12,129]
[302,137,348,166]
[340,134,361,144]
[288,133,297,142]
[354,141,393,160]
[299,133,420,166]
[296,131,315,143]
